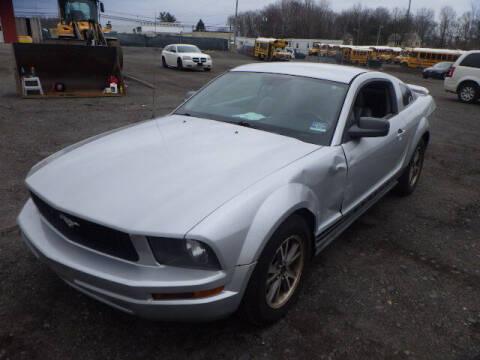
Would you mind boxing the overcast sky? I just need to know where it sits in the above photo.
[14,0,475,26]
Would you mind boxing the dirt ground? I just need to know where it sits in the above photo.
[0,45,479,360]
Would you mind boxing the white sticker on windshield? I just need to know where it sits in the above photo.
[233,112,265,121]
[310,121,328,132]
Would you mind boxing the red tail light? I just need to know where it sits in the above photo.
[446,66,455,78]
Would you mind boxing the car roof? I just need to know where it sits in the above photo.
[230,62,368,84]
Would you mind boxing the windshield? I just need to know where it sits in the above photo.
[61,0,98,23]
[434,62,452,69]
[177,45,201,53]
[175,72,348,145]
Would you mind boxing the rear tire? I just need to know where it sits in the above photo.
[457,82,479,104]
[177,58,183,70]
[241,214,312,325]
[204,68,211,71]
[162,56,167,68]
[395,139,426,196]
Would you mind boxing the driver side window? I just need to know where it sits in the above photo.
[344,80,398,142]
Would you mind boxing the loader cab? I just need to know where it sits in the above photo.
[59,0,100,24]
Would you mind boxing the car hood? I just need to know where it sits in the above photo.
[26,115,319,236]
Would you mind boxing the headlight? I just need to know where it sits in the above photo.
[147,237,220,270]
[182,55,192,60]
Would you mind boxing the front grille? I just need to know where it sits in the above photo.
[31,192,139,262]
[193,57,199,62]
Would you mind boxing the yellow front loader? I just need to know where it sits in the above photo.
[13,0,125,98]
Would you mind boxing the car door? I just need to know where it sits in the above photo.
[162,45,170,64]
[168,45,177,66]
[341,79,410,214]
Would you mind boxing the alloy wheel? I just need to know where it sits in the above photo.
[409,146,423,187]
[460,86,475,102]
[265,235,304,309]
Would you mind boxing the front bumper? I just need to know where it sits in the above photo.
[18,199,255,321]
[182,59,212,69]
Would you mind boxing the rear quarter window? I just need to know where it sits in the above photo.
[399,83,415,107]
[460,53,480,68]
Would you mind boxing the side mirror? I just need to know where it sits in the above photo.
[348,117,390,139]
[100,2,105,13]
[185,90,196,101]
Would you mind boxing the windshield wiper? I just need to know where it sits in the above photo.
[235,120,253,128]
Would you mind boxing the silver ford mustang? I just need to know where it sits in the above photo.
[18,63,435,324]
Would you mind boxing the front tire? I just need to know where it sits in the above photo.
[241,215,311,325]
[162,56,167,68]
[395,139,426,196]
[457,82,479,104]
[177,58,183,70]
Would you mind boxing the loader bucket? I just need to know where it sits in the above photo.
[12,42,125,98]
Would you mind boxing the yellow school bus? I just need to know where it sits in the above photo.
[309,42,321,56]
[407,48,464,68]
[393,50,411,65]
[319,44,329,56]
[377,47,402,62]
[328,45,343,56]
[341,46,372,65]
[368,46,401,62]
[253,38,289,61]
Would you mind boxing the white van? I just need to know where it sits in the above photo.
[444,50,480,103]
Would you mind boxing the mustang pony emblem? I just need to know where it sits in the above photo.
[59,214,80,228]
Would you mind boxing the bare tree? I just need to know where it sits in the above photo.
[414,8,436,46]
[438,6,457,48]
[230,0,475,49]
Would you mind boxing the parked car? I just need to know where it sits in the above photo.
[422,62,453,79]
[18,63,435,324]
[444,50,480,103]
[293,49,306,59]
[162,44,212,71]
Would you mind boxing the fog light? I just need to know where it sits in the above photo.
[152,286,224,300]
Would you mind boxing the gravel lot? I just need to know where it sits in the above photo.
[0,45,479,360]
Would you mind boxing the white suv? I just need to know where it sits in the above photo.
[162,44,212,71]
[444,50,480,103]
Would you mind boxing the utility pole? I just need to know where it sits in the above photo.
[406,0,412,21]
[233,0,239,49]
[376,25,383,45]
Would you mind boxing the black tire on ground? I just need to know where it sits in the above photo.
[395,139,426,197]
[457,82,479,104]
[107,39,123,70]
[423,73,428,79]
[241,214,312,325]
[162,56,167,68]
[177,58,183,70]
[204,68,211,71]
